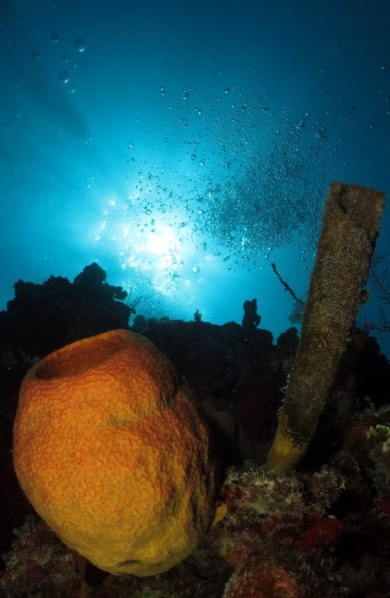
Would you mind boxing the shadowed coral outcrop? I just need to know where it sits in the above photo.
[0,262,131,357]
[13,329,219,576]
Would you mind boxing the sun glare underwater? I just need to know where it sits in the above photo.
[1,0,390,354]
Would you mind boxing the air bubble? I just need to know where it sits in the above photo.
[58,71,70,84]
[74,38,87,53]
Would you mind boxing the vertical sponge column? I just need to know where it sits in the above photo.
[267,182,385,471]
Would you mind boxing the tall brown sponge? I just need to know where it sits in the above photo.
[267,182,385,471]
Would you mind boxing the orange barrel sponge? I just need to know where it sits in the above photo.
[13,329,219,576]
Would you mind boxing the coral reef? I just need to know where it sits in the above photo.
[210,408,390,595]
[223,560,305,598]
[0,262,131,357]
[1,260,390,595]
[2,404,390,595]
[241,298,261,335]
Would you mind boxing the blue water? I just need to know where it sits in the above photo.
[1,0,390,354]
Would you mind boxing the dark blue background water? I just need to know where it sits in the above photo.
[1,0,389,354]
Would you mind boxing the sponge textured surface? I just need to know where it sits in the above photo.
[13,329,217,576]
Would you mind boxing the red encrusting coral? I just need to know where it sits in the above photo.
[296,516,344,549]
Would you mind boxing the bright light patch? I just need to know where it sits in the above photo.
[92,187,202,300]
[144,224,179,258]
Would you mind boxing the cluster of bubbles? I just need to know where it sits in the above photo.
[203,110,329,263]
[119,84,342,285]
[98,65,386,308]
[40,33,87,91]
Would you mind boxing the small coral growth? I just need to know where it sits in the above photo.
[224,559,305,598]
[210,465,345,594]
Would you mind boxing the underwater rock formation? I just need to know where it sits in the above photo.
[241,298,261,335]
[0,262,131,357]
